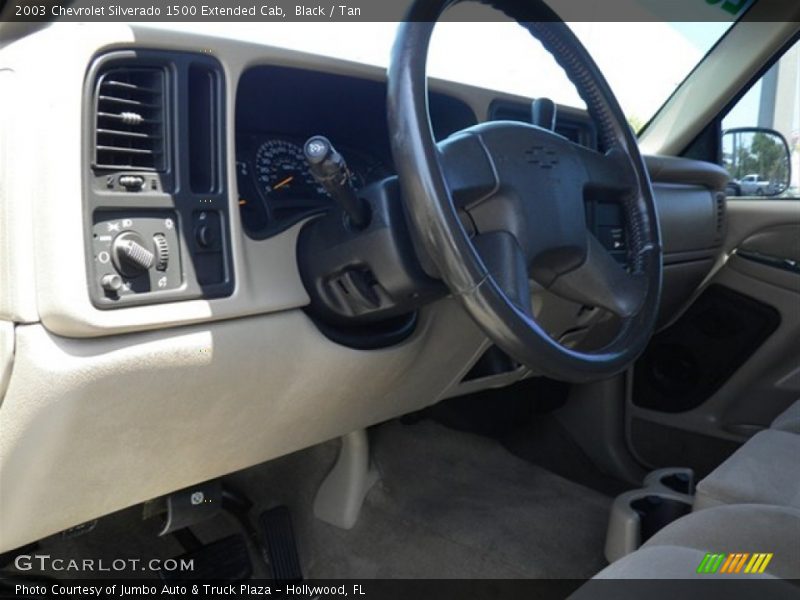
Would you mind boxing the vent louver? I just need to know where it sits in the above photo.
[94,67,167,171]
[714,191,727,241]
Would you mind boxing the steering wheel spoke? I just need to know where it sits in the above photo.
[573,142,638,198]
[473,230,532,317]
[438,132,500,210]
[548,233,646,319]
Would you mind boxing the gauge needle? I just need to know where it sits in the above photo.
[272,175,294,190]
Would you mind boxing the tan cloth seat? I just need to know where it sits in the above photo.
[694,430,800,511]
[642,504,800,578]
[577,426,800,593]
[583,504,800,584]
[771,399,800,434]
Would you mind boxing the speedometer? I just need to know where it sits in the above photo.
[237,135,382,238]
[254,139,326,202]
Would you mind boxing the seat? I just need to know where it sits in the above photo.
[771,399,800,434]
[583,504,800,583]
[694,429,800,510]
[575,407,800,593]
[640,503,800,578]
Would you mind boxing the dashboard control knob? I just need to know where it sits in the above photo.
[153,234,169,271]
[100,273,123,293]
[195,224,217,249]
[119,175,145,191]
[112,231,154,276]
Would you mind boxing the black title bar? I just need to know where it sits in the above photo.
[1,0,793,23]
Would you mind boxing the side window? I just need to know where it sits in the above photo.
[722,40,799,199]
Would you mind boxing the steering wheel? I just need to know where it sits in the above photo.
[387,0,662,382]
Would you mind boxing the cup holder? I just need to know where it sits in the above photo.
[604,489,693,563]
[630,495,692,542]
[643,467,695,498]
[660,473,693,495]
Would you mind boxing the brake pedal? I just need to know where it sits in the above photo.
[260,506,303,583]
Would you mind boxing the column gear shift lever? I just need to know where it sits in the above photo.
[304,136,370,229]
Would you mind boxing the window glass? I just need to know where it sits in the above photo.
[154,17,732,132]
[723,41,800,198]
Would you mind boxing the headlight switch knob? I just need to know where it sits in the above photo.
[112,231,154,277]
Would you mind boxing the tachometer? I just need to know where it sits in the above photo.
[254,139,326,203]
[237,135,382,237]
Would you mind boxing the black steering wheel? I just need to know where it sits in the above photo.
[387,0,662,382]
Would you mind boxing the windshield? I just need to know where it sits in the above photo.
[154,19,733,131]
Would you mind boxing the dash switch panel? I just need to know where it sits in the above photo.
[91,211,182,306]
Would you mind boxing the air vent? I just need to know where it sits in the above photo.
[714,191,727,241]
[94,67,167,171]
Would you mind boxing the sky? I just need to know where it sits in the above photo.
[147,19,732,125]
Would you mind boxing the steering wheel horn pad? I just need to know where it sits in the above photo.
[442,122,595,282]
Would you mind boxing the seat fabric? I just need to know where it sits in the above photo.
[587,504,800,583]
[771,399,800,434]
[694,429,800,510]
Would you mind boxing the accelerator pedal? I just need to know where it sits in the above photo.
[260,506,303,582]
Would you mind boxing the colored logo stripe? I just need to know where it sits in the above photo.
[720,553,748,573]
[745,553,773,574]
[734,553,750,573]
[697,553,725,573]
[697,552,774,574]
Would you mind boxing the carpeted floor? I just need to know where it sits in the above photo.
[316,420,614,578]
[3,419,612,580]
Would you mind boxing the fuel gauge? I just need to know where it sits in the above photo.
[235,157,269,233]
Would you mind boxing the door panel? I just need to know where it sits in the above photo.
[633,284,781,414]
[628,200,800,473]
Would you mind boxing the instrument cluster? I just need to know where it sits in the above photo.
[235,134,390,237]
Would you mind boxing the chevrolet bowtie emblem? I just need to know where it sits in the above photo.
[525,145,559,169]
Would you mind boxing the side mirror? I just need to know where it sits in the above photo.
[722,127,792,197]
